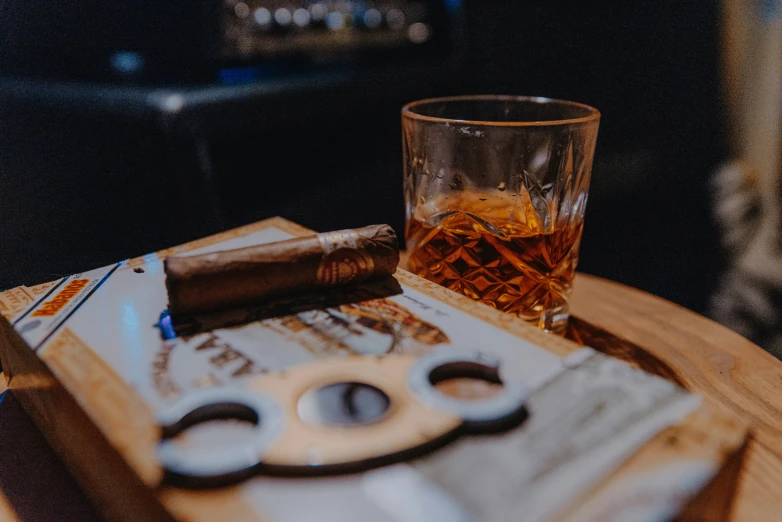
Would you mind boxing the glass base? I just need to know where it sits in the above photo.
[519,303,570,335]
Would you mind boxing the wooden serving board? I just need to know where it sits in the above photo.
[0,218,747,522]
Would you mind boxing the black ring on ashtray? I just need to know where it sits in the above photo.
[297,381,391,428]
[156,388,284,484]
[407,351,527,429]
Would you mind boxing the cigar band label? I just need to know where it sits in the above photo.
[316,230,375,284]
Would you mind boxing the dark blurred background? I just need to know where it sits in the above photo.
[0,1,727,318]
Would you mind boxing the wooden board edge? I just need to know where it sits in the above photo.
[0,316,173,522]
[39,328,162,485]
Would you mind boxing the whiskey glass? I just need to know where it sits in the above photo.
[403,96,600,333]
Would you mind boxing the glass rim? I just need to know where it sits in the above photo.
[401,95,600,127]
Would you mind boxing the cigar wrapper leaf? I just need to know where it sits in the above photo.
[164,225,399,316]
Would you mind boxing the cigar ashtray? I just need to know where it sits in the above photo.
[156,351,527,485]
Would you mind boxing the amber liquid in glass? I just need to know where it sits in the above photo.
[407,193,584,332]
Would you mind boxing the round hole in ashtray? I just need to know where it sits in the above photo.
[166,403,261,453]
[170,418,260,453]
[428,361,504,401]
[297,381,391,428]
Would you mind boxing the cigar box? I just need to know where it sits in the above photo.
[0,217,747,522]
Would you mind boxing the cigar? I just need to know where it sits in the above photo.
[164,225,399,316]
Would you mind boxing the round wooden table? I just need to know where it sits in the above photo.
[568,274,782,521]
[1,273,781,521]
